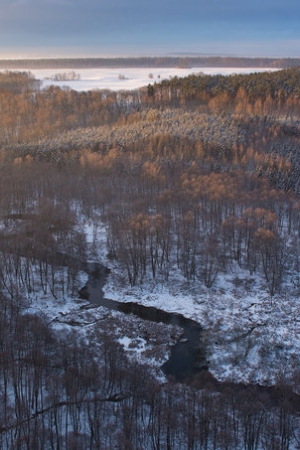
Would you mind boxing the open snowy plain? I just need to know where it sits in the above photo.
[18,67,280,92]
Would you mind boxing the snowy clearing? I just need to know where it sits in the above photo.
[1,67,280,91]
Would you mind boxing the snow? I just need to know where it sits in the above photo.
[118,335,146,354]
[2,67,280,92]
[7,208,300,387]
[94,222,300,386]
[24,269,90,322]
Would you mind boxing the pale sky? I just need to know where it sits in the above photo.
[1,0,300,58]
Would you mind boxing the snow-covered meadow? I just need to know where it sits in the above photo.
[10,67,280,92]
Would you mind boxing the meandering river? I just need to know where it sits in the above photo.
[79,262,208,381]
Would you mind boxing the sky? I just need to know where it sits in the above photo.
[0,0,300,59]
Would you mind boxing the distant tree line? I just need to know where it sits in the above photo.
[44,71,81,81]
[0,56,299,69]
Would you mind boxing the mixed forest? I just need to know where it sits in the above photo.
[1,66,300,448]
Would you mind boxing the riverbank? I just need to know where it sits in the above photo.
[87,206,300,389]
[23,217,300,388]
[79,262,207,381]
[103,260,300,386]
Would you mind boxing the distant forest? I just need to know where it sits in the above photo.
[0,56,300,69]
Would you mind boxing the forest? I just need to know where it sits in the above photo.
[1,56,300,69]
[1,67,300,448]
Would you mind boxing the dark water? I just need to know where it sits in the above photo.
[78,263,300,408]
[79,262,208,381]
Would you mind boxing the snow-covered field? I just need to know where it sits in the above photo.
[6,67,279,91]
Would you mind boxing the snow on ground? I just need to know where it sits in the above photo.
[24,268,89,323]
[16,217,181,377]
[91,222,300,387]
[105,264,300,386]
[23,266,179,379]
[10,214,300,386]
[1,67,280,92]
